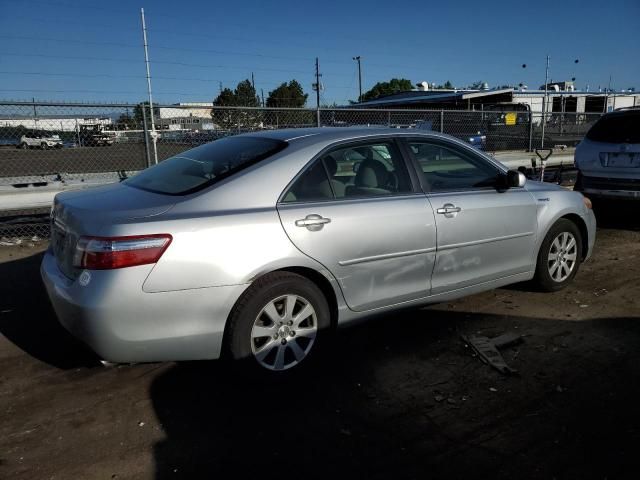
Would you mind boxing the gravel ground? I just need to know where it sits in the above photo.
[0,205,639,480]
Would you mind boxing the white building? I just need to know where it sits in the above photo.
[156,102,213,120]
[0,116,112,132]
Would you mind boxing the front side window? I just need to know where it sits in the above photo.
[125,136,287,195]
[282,140,413,202]
[409,141,500,192]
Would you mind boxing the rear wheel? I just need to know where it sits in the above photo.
[20,142,28,149]
[534,219,582,291]
[40,142,48,150]
[226,272,329,374]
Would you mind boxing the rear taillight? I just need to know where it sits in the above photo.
[73,234,172,270]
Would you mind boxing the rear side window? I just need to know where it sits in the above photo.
[125,136,287,195]
[586,112,640,144]
[281,140,413,203]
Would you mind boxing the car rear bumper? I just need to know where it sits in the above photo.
[583,188,640,200]
[40,249,248,363]
[577,173,640,200]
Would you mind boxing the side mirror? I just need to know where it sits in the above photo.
[506,169,526,188]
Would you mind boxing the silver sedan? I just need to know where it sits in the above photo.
[41,128,596,372]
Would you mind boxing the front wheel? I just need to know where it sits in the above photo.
[226,272,330,373]
[40,142,48,150]
[533,219,582,292]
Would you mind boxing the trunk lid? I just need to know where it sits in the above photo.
[51,183,176,279]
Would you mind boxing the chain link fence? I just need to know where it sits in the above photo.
[0,101,603,240]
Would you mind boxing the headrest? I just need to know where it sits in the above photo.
[355,160,388,188]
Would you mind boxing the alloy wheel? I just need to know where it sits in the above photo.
[250,294,317,371]
[547,232,578,283]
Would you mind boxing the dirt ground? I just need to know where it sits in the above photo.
[1,204,639,480]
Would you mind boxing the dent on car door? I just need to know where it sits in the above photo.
[405,139,537,295]
[277,139,437,312]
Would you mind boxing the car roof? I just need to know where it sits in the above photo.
[234,126,457,146]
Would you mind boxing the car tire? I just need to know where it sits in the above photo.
[41,142,48,150]
[534,219,582,292]
[225,271,330,374]
[20,142,28,149]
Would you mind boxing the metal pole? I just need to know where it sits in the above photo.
[440,110,444,133]
[353,56,362,103]
[528,109,533,152]
[609,75,615,111]
[141,104,152,168]
[141,8,158,164]
[315,57,321,127]
[541,55,549,149]
[603,75,612,113]
[32,97,38,130]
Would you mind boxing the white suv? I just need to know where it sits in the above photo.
[19,133,63,150]
[574,108,640,201]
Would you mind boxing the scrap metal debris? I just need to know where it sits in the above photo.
[461,332,524,375]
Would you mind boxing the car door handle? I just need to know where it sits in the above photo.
[295,214,331,231]
[436,204,461,215]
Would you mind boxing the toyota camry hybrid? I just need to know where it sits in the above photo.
[41,128,596,372]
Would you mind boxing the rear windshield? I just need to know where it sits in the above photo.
[586,111,640,144]
[125,136,287,195]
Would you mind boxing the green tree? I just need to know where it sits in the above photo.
[115,113,136,130]
[212,87,238,129]
[265,80,310,127]
[234,80,260,107]
[234,79,261,127]
[361,78,413,102]
[266,80,308,108]
[213,87,236,107]
[212,80,263,129]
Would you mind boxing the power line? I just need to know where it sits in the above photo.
[0,52,333,76]
[0,72,357,90]
[0,88,349,101]
[0,34,342,64]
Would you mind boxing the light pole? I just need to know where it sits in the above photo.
[522,57,579,148]
[542,55,549,148]
[353,56,362,103]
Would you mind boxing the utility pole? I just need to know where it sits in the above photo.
[604,75,612,113]
[314,57,322,127]
[32,97,38,130]
[353,56,362,103]
[261,88,265,107]
[140,8,157,164]
[541,54,549,149]
[251,72,255,91]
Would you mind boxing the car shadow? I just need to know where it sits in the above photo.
[0,250,98,369]
[149,310,640,480]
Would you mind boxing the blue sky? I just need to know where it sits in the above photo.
[0,0,638,105]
